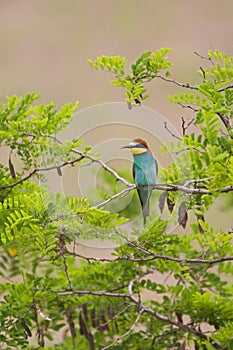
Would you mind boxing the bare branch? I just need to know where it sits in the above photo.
[181,117,195,135]
[155,74,198,90]
[60,285,217,344]
[217,112,230,129]
[127,278,210,342]
[183,177,213,187]
[199,66,206,80]
[95,187,134,208]
[0,156,84,190]
[218,84,233,92]
[40,133,132,187]
[194,51,214,65]
[62,253,73,290]
[178,103,198,113]
[67,242,233,266]
[164,122,182,140]
[0,133,133,190]
[72,150,132,187]
[56,289,128,298]
[173,147,205,156]
[153,183,233,195]
[128,278,221,348]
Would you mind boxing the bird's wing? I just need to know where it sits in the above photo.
[132,163,149,214]
[132,164,135,180]
[154,157,158,175]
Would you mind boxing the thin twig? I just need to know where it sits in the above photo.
[96,187,133,208]
[46,133,133,188]
[218,84,233,92]
[66,248,233,266]
[183,177,213,187]
[98,304,130,330]
[181,117,195,135]
[164,122,182,140]
[217,112,230,129]
[101,307,143,350]
[155,74,198,90]
[194,51,214,65]
[62,255,73,290]
[178,103,199,113]
[0,156,84,190]
[56,290,128,298]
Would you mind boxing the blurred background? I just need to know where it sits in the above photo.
[0,0,232,244]
[1,0,233,116]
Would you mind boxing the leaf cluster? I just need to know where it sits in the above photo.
[88,48,172,107]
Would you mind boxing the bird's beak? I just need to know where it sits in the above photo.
[121,143,132,149]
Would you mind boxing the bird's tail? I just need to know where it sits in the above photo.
[138,187,153,225]
[142,200,149,226]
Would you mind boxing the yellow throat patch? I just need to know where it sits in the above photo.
[129,147,147,155]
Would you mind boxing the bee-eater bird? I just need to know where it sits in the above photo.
[122,138,158,225]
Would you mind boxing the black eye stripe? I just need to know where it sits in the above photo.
[134,143,147,149]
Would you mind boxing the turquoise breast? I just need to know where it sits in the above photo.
[133,152,157,186]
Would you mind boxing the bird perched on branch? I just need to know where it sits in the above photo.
[122,138,158,225]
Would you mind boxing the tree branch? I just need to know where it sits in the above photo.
[218,84,233,92]
[164,122,182,140]
[217,112,231,129]
[0,133,132,190]
[178,103,199,113]
[66,245,233,266]
[194,51,214,65]
[2,133,233,200]
[0,156,84,190]
[57,278,220,347]
[42,133,131,187]
[155,74,198,90]
[101,306,143,350]
[56,289,128,298]
[181,117,195,135]
[95,182,233,209]
[96,187,133,208]
[129,278,199,336]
